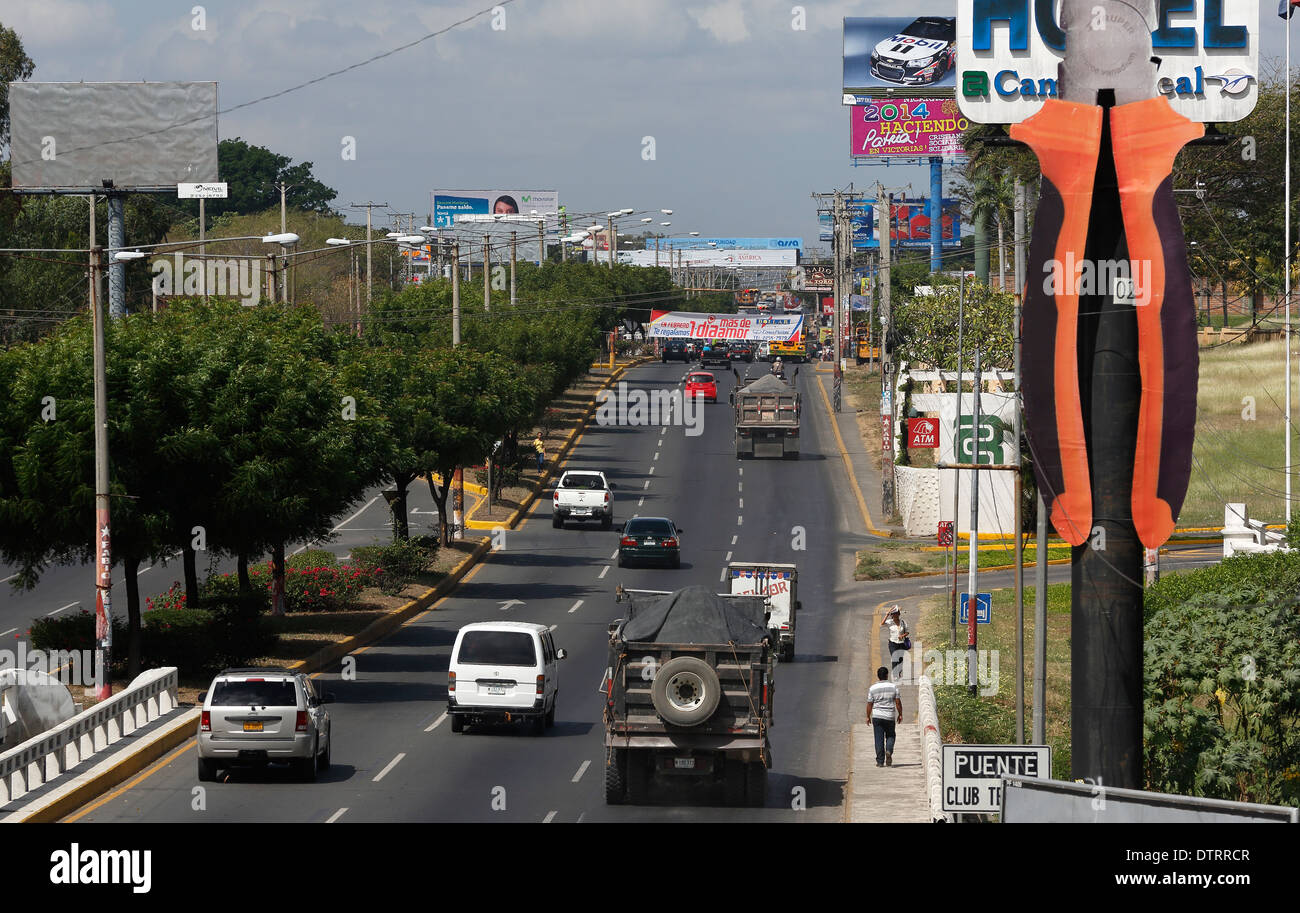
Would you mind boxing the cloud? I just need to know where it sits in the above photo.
[688,0,750,44]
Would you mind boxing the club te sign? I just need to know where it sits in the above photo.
[956,0,1259,124]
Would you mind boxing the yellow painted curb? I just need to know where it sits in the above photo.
[814,374,892,537]
[287,536,493,677]
[16,708,201,823]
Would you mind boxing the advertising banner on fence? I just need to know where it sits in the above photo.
[851,97,967,158]
[654,237,803,250]
[623,249,797,268]
[956,0,1258,124]
[844,16,958,95]
[647,311,804,342]
[431,189,559,229]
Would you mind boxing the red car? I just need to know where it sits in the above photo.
[685,371,718,403]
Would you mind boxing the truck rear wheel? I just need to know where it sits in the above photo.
[605,749,628,805]
[745,762,768,807]
[651,656,722,727]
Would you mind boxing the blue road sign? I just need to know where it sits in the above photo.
[959,592,992,625]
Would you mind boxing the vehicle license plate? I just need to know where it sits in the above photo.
[573,509,590,516]
[674,758,695,769]
[487,685,508,695]
[243,721,263,732]
[643,539,656,545]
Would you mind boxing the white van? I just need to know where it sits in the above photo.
[447,622,566,734]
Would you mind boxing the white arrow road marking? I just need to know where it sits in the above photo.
[598,566,609,579]
[373,752,405,782]
[497,599,525,612]
[326,808,348,823]
[425,712,447,732]
[569,599,584,614]
[572,760,591,783]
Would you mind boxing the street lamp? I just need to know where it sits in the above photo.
[264,232,299,303]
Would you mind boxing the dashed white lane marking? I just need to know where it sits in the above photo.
[548,624,557,632]
[649,466,655,475]
[598,565,610,579]
[725,551,732,562]
[738,466,743,476]
[719,567,727,582]
[47,601,79,617]
[0,573,17,584]
[326,808,348,823]
[543,811,557,823]
[577,812,586,823]
[294,495,382,557]
[609,549,619,560]
[737,515,743,526]
[373,753,405,782]
[0,628,15,637]
[643,480,650,490]
[572,760,591,783]
[739,498,744,509]
[638,497,645,506]
[654,452,660,460]
[569,599,584,614]
[731,535,738,545]
[425,712,447,732]
[738,482,742,492]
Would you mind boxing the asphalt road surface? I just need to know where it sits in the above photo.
[53,360,1227,823]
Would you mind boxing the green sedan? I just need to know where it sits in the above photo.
[617,517,682,568]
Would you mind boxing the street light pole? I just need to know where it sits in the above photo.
[511,231,518,306]
[91,244,112,698]
[484,236,491,312]
[608,215,615,269]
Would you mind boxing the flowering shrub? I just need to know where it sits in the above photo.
[145,582,188,613]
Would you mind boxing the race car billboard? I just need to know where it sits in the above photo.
[822,199,961,249]
[844,16,958,96]
[647,310,805,342]
[430,189,559,229]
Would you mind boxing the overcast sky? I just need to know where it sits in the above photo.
[3,1,1286,250]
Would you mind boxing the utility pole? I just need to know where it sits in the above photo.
[510,231,518,306]
[951,272,965,647]
[608,215,616,269]
[832,190,845,411]
[968,348,982,695]
[538,218,546,266]
[451,241,461,346]
[91,240,112,699]
[483,236,491,312]
[1013,177,1027,744]
[349,202,388,307]
[560,208,568,263]
[880,192,895,519]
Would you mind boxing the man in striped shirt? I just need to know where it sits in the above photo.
[866,666,903,767]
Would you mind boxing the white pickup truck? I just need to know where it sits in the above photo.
[727,562,799,662]
[553,469,616,529]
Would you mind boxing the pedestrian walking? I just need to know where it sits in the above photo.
[866,666,903,767]
[880,605,910,680]
[533,435,545,471]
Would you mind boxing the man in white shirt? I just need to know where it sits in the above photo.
[866,665,903,767]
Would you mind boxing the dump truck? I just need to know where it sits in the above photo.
[733,373,800,459]
[727,562,799,662]
[603,585,773,807]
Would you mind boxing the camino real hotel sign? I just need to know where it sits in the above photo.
[956,0,1259,124]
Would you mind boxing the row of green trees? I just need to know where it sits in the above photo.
[0,258,695,678]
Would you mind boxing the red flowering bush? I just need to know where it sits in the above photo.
[145,581,188,613]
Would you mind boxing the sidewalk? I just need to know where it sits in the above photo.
[812,364,933,822]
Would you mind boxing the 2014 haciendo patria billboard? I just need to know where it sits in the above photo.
[956,0,1259,124]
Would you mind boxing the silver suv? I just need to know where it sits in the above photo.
[197,667,334,782]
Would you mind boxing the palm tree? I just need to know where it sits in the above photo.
[969,170,1014,291]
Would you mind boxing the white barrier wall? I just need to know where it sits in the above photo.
[0,667,178,808]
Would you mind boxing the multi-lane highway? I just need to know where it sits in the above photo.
[70,360,868,822]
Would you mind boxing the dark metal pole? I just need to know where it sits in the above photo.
[1072,106,1144,789]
